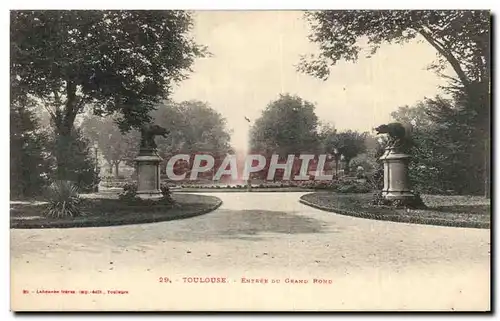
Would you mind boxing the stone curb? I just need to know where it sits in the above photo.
[11,198,223,230]
[299,194,489,229]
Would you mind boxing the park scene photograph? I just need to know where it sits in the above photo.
[10,10,491,311]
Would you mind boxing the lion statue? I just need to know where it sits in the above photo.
[374,122,413,152]
[140,124,169,150]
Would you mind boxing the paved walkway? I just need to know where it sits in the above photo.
[11,192,490,311]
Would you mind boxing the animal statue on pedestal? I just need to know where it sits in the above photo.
[374,122,413,152]
[140,124,169,150]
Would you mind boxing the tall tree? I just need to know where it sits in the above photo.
[11,10,207,179]
[320,129,367,174]
[52,128,100,192]
[80,114,140,177]
[153,100,234,175]
[318,123,337,152]
[300,10,490,90]
[250,94,319,156]
[390,103,434,128]
[153,100,233,156]
[391,101,446,193]
[300,10,491,196]
[10,101,52,198]
[391,97,485,195]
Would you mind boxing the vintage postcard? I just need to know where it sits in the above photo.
[10,9,491,311]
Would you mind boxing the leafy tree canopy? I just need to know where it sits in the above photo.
[80,114,140,174]
[301,10,490,195]
[10,102,52,197]
[250,94,319,156]
[153,100,234,156]
[320,128,367,170]
[11,10,207,134]
[299,10,490,93]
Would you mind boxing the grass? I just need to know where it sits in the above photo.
[300,192,490,229]
[10,194,222,229]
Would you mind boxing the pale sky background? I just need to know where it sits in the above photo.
[172,11,453,151]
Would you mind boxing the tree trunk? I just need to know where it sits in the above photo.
[484,139,490,198]
[114,162,120,177]
[484,112,490,198]
[53,80,80,181]
[343,159,351,175]
[479,84,490,199]
[54,122,74,181]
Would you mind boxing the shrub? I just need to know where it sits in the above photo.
[310,181,336,190]
[52,129,101,193]
[160,183,174,204]
[370,191,388,206]
[335,179,372,193]
[160,183,170,196]
[350,153,376,175]
[118,183,138,201]
[306,179,373,193]
[294,181,313,189]
[43,180,82,218]
[119,183,175,205]
[366,167,384,190]
[336,183,371,193]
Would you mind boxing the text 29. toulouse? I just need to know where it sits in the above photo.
[158,277,333,284]
[159,277,229,283]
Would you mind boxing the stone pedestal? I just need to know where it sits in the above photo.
[135,149,163,200]
[379,147,424,208]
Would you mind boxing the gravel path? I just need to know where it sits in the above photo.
[11,192,490,311]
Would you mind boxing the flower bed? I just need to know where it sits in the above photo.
[174,179,373,193]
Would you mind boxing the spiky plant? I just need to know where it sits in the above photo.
[44,180,81,218]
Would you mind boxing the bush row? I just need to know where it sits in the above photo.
[178,180,374,193]
[118,183,175,205]
[101,178,374,194]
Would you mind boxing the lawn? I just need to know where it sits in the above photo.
[300,192,490,229]
[10,193,222,229]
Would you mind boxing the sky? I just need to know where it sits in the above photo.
[171,11,452,152]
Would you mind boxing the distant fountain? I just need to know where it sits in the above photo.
[244,118,253,189]
[231,150,248,186]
